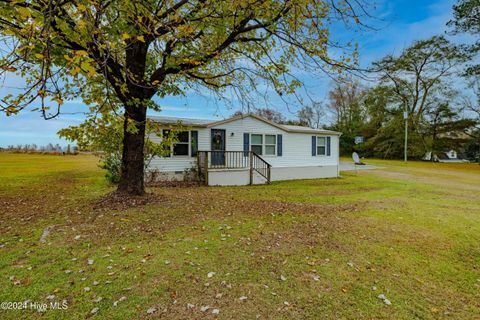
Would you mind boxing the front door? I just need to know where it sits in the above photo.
[211,129,226,166]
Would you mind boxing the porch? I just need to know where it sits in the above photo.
[197,151,271,186]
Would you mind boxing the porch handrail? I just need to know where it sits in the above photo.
[197,151,271,184]
[251,152,271,183]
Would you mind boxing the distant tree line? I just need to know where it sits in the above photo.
[0,143,78,155]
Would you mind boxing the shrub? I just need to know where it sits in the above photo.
[101,153,122,184]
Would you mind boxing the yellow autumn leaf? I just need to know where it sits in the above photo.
[77,4,86,11]
[75,50,88,56]
[179,25,194,34]
[53,97,64,105]
[121,33,130,40]
[6,106,17,115]
[137,35,145,43]
[70,66,81,76]
[64,54,72,61]
[3,29,16,36]
[81,61,96,77]
[17,7,30,19]
[35,53,44,59]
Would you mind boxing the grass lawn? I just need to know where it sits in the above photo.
[1,153,479,319]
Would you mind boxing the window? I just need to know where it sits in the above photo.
[265,135,276,155]
[316,136,326,156]
[173,131,189,156]
[251,134,277,156]
[251,134,263,155]
[163,130,190,156]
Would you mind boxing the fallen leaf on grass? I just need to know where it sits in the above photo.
[147,307,157,314]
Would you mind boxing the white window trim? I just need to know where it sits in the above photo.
[316,136,326,156]
[250,133,277,157]
[163,129,191,157]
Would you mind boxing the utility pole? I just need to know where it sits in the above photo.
[404,105,408,162]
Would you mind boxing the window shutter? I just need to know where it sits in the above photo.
[243,133,249,156]
[163,129,171,157]
[191,130,198,157]
[327,136,331,156]
[312,136,316,156]
[277,134,283,156]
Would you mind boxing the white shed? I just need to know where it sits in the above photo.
[147,113,341,185]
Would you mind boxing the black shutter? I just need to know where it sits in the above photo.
[327,137,331,156]
[277,134,283,156]
[191,130,198,157]
[243,133,249,156]
[312,136,316,156]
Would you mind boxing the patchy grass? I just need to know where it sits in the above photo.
[1,153,479,319]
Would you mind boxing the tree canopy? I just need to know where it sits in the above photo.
[372,36,467,128]
[0,0,367,194]
[322,36,478,159]
[449,0,480,76]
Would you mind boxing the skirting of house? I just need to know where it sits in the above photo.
[208,168,252,186]
[147,165,339,186]
[270,165,339,181]
[205,165,339,186]
[146,170,194,182]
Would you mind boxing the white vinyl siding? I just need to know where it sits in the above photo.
[147,115,339,173]
[149,129,209,172]
[213,117,338,167]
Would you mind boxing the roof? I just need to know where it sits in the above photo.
[148,113,341,135]
[281,124,340,135]
[148,116,213,127]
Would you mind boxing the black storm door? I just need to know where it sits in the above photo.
[211,129,226,166]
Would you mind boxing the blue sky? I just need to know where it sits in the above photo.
[0,0,465,147]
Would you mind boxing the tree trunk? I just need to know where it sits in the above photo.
[114,38,154,195]
[117,103,147,195]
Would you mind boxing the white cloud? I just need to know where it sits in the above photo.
[359,0,458,65]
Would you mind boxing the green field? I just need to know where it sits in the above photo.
[0,153,479,319]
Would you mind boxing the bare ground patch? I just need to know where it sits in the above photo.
[92,191,168,211]
[63,187,366,245]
